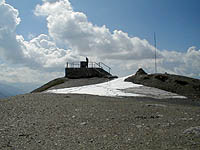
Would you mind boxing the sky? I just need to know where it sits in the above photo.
[0,0,200,92]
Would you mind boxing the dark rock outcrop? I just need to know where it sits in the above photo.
[125,68,200,99]
[135,68,147,76]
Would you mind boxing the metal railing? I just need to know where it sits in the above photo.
[66,62,111,73]
[99,62,111,74]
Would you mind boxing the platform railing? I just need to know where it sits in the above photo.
[99,62,111,74]
[66,62,111,74]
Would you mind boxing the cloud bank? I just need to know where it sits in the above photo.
[0,0,199,89]
[35,0,160,61]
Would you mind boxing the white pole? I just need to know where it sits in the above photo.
[154,32,157,73]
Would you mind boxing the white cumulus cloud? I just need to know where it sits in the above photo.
[0,1,79,71]
[35,0,159,61]
[0,2,23,63]
[0,1,79,87]
[34,0,200,78]
[0,0,5,4]
[0,0,200,91]
[0,2,20,31]
[22,34,80,69]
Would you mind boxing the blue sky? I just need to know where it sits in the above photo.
[6,0,47,37]
[72,0,200,52]
[0,0,200,91]
[7,0,200,52]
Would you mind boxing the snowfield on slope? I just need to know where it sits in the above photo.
[46,77,143,97]
[46,76,186,98]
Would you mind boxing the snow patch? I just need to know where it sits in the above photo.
[46,76,186,99]
[46,76,143,97]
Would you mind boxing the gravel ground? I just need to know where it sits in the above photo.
[123,86,186,99]
[0,93,200,149]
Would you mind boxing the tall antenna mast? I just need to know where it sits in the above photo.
[154,32,157,73]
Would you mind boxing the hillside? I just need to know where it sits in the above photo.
[32,69,199,100]
[0,74,200,149]
[125,68,200,100]
[32,77,111,93]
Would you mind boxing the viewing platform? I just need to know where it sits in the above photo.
[65,61,117,79]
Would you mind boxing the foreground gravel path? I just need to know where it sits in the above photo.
[0,93,200,149]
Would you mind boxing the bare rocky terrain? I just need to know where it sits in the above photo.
[0,72,200,149]
[0,93,200,149]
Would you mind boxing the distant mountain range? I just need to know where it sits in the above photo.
[0,83,25,99]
